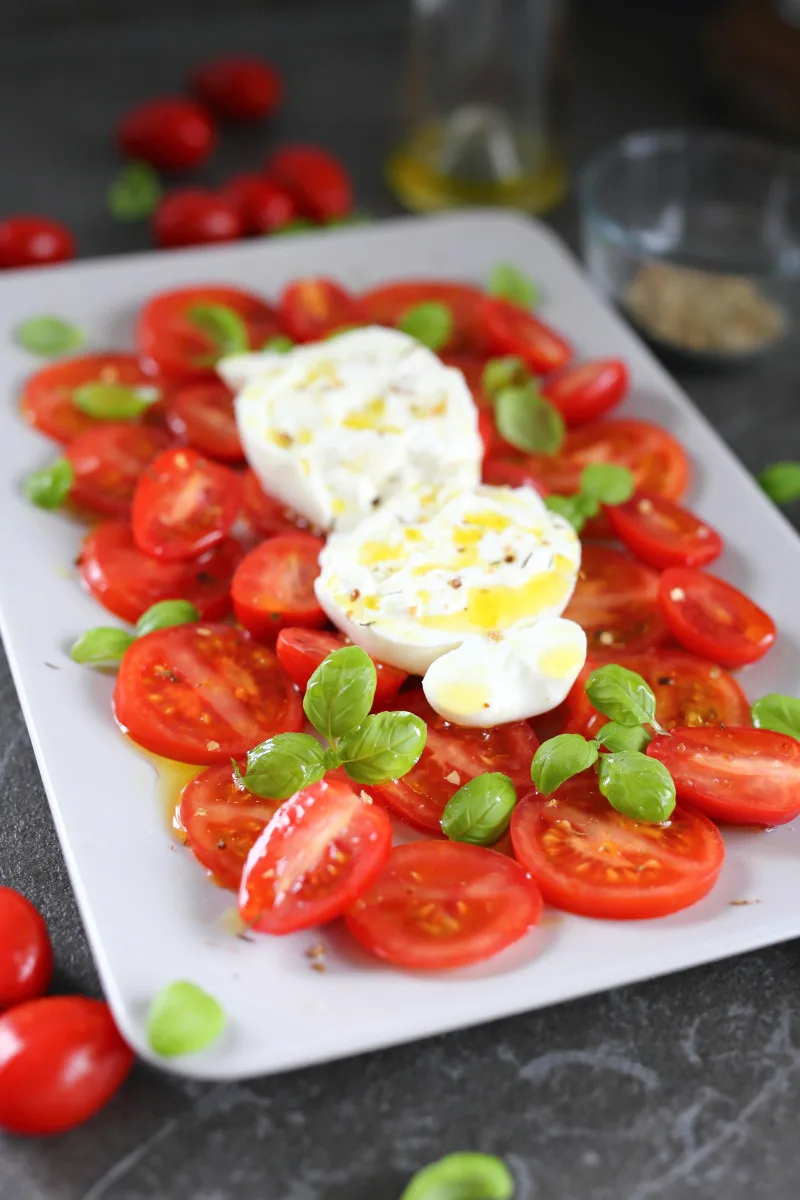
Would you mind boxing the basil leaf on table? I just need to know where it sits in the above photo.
[751,693,800,741]
[594,721,652,754]
[598,751,676,823]
[303,645,377,742]
[586,663,662,731]
[338,711,427,785]
[107,160,162,221]
[25,459,74,509]
[147,980,226,1058]
[757,462,800,507]
[401,1152,515,1200]
[15,316,84,358]
[531,733,598,795]
[440,772,517,846]
[398,302,453,352]
[494,383,565,456]
[244,733,326,801]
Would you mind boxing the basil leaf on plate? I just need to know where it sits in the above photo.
[440,772,517,846]
[751,693,800,741]
[586,663,662,730]
[531,733,598,795]
[598,751,676,823]
[244,733,327,800]
[544,492,599,533]
[594,721,652,754]
[398,302,453,351]
[72,382,159,420]
[488,262,540,310]
[494,383,565,456]
[15,316,84,358]
[303,645,377,742]
[70,627,135,666]
[338,711,427,785]
[481,355,529,400]
[147,980,226,1058]
[187,303,249,361]
[580,462,635,507]
[135,600,200,638]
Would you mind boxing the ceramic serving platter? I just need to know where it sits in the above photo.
[1,211,798,1081]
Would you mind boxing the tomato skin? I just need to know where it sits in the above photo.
[0,216,75,269]
[239,778,393,934]
[132,447,243,561]
[510,777,725,920]
[153,190,243,249]
[542,359,628,425]
[268,145,352,221]
[179,764,281,889]
[118,98,216,170]
[220,173,297,234]
[482,454,549,494]
[658,568,776,668]
[345,841,543,970]
[360,281,490,355]
[66,424,172,518]
[479,295,571,374]
[231,533,326,641]
[608,494,723,571]
[191,57,282,121]
[21,354,159,444]
[275,627,408,707]
[0,997,133,1136]
[278,278,362,342]
[563,544,668,655]
[240,470,314,539]
[0,890,52,1011]
[166,381,243,462]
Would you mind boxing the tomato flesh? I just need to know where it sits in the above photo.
[658,568,776,668]
[132,447,242,561]
[479,295,571,374]
[359,281,490,355]
[166,381,243,462]
[563,544,667,655]
[279,278,362,342]
[231,533,326,641]
[543,359,628,425]
[179,764,281,889]
[276,627,408,707]
[20,354,159,444]
[66,424,172,518]
[0,889,52,1010]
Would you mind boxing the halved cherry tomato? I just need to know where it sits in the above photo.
[366,691,538,834]
[20,354,159,444]
[178,764,280,889]
[240,470,314,539]
[278,278,362,342]
[66,424,171,518]
[231,533,326,640]
[118,98,216,171]
[153,189,243,250]
[0,889,52,1010]
[482,455,549,494]
[479,295,571,374]
[510,775,724,920]
[239,778,392,934]
[658,568,776,668]
[345,840,543,969]
[0,997,133,1136]
[114,623,302,764]
[132,447,242,561]
[137,286,279,380]
[562,650,751,740]
[563,545,667,655]
[191,57,282,122]
[0,216,75,269]
[79,522,240,622]
[166,381,243,462]
[608,494,723,570]
[220,173,297,234]
[275,627,408,707]
[648,726,800,827]
[542,359,628,425]
[268,145,352,221]
[360,281,490,356]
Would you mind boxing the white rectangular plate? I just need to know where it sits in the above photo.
[1,212,799,1082]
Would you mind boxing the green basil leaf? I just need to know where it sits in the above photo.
[398,302,453,351]
[72,382,159,420]
[481,355,529,399]
[339,711,426,785]
[440,772,517,845]
[303,645,377,742]
[14,316,84,358]
[580,462,635,507]
[70,627,134,666]
[263,335,295,353]
[758,462,800,507]
[544,492,599,533]
[751,693,800,741]
[325,212,371,227]
[586,663,662,730]
[488,262,539,309]
[598,751,676,823]
[147,980,226,1058]
[531,733,598,795]
[187,304,249,362]
[135,599,200,637]
[271,217,316,236]
[594,721,652,753]
[24,458,73,509]
[323,746,343,771]
[244,733,326,800]
[401,1153,514,1200]
[494,384,565,456]
[107,160,162,221]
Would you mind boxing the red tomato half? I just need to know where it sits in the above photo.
[118,97,216,171]
[191,57,282,121]
[66,424,171,518]
[240,470,314,539]
[114,623,302,764]
[179,764,280,889]
[153,190,243,250]
[268,145,352,221]
[0,997,133,1136]
[563,545,667,655]
[510,776,724,920]
[658,568,776,668]
[239,778,393,934]
[648,726,800,827]
[166,381,243,462]
[20,354,159,444]
[220,173,297,234]
[275,627,408,707]
[0,216,75,269]
[543,359,628,425]
[608,494,723,570]
[132,447,242,561]
[79,522,239,622]
[345,841,543,969]
[360,281,490,356]
[278,278,362,342]
[0,889,52,1010]
[479,296,571,374]
[231,533,326,640]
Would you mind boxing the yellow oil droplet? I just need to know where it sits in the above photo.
[453,526,483,547]
[463,509,511,532]
[421,571,571,633]
[129,743,203,831]
[540,643,585,679]
[433,680,489,717]
[358,540,407,567]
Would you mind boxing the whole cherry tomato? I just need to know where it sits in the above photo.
[118,98,216,171]
[220,173,297,235]
[0,888,52,1010]
[0,217,75,269]
[190,57,282,121]
[153,190,243,249]
[268,145,352,221]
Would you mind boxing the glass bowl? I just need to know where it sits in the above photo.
[579,130,800,364]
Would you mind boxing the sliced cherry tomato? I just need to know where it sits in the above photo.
[608,494,723,570]
[360,281,490,355]
[268,145,352,221]
[79,522,240,623]
[239,778,392,934]
[510,775,724,920]
[166,381,243,462]
[563,650,751,740]
[542,359,628,425]
[563,545,667,655]
[275,627,408,708]
[132,447,242,561]
[220,173,297,234]
[367,692,538,834]
[0,216,75,269]
[118,98,216,171]
[658,568,776,668]
[479,295,571,374]
[278,278,362,342]
[66,424,171,518]
[482,454,549,494]
[648,726,800,827]
[114,623,302,764]
[179,764,280,889]
[153,189,243,249]
[231,533,326,641]
[0,997,133,1136]
[20,354,159,444]
[137,286,279,380]
[190,57,282,121]
[240,470,314,538]
[0,889,52,1010]
[345,841,542,969]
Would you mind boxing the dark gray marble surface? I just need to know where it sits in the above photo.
[2,2,800,1197]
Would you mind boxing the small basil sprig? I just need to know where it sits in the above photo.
[401,1153,514,1200]
[594,721,652,754]
[243,733,326,801]
[71,598,200,667]
[441,773,517,846]
[263,335,294,353]
[751,693,800,741]
[586,663,666,733]
[107,160,162,221]
[188,303,249,362]
[73,382,159,420]
[545,463,635,533]
[14,316,85,358]
[495,382,565,456]
[757,462,800,507]
[399,302,453,351]
[304,645,377,742]
[598,752,675,823]
[488,262,540,309]
[136,600,199,637]
[147,980,226,1058]
[481,355,528,398]
[25,459,74,509]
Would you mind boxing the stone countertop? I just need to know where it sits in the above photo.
[2,3,800,1197]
